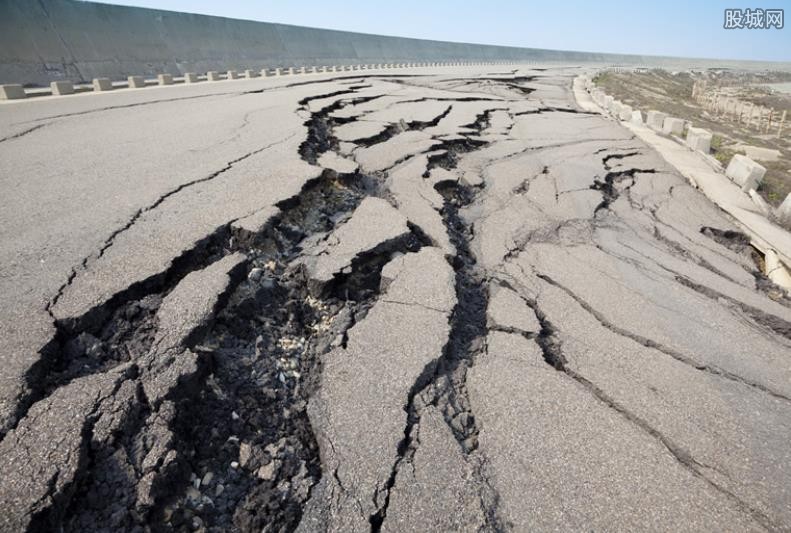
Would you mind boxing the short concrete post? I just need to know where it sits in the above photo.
[777,193,791,225]
[764,250,791,291]
[685,127,712,153]
[244,69,257,79]
[725,154,767,191]
[311,66,318,73]
[662,117,685,136]
[747,189,772,216]
[299,66,307,74]
[50,80,74,95]
[646,110,667,130]
[128,75,145,88]
[274,68,282,76]
[227,70,239,80]
[157,73,173,85]
[630,110,643,124]
[0,84,26,100]
[207,71,220,81]
[93,78,113,91]
[183,73,199,83]
[286,67,295,75]
[260,69,269,77]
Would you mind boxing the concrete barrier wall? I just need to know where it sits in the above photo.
[2,0,790,86]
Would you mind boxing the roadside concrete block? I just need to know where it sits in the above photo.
[183,72,198,83]
[244,69,257,79]
[207,71,220,81]
[764,250,791,291]
[128,75,145,88]
[287,67,295,75]
[662,117,685,136]
[777,193,791,225]
[747,189,772,216]
[227,70,239,80]
[686,127,712,153]
[92,78,112,91]
[158,73,173,85]
[631,110,643,124]
[604,95,614,108]
[50,80,74,95]
[726,154,766,191]
[274,68,282,76]
[618,104,633,121]
[299,66,307,74]
[260,69,269,77]
[0,84,25,99]
[646,110,667,130]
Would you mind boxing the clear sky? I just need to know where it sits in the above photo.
[91,0,791,62]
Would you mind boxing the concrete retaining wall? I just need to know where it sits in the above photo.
[3,0,790,86]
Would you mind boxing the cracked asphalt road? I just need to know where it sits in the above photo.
[1,66,790,532]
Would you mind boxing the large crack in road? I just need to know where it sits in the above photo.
[2,68,791,532]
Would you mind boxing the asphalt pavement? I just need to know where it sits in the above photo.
[0,65,789,532]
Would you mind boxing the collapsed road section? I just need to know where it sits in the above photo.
[1,67,791,532]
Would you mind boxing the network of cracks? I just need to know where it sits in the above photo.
[6,71,791,533]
